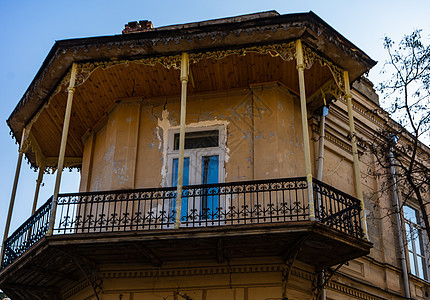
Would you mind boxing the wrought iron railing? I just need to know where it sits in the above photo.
[1,177,363,269]
[313,179,362,238]
[1,197,52,269]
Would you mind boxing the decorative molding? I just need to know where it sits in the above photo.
[61,263,315,299]
[60,54,183,92]
[99,264,314,281]
[53,41,347,100]
[189,42,296,63]
[62,264,394,300]
[45,157,83,169]
[327,280,386,300]
[307,80,343,104]
[323,81,344,99]
[48,41,299,102]
[61,279,91,299]
[302,44,345,92]
[322,130,352,154]
[27,132,46,168]
[58,42,298,91]
[337,96,384,128]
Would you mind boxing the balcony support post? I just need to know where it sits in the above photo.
[32,163,45,214]
[1,129,26,263]
[175,53,189,229]
[344,70,368,240]
[47,63,78,235]
[295,39,315,220]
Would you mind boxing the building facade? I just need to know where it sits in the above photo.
[0,11,429,300]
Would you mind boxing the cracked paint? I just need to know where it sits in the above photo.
[156,109,230,187]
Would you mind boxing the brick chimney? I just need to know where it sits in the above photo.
[122,20,154,34]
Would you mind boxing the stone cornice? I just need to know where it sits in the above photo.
[61,262,406,300]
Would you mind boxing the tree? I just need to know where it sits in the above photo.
[373,29,430,242]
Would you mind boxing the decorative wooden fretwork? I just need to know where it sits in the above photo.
[302,43,345,93]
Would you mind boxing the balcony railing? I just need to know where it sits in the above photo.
[1,177,362,269]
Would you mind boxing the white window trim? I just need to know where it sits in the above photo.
[165,125,226,187]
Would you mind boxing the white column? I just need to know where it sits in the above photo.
[295,40,315,220]
[1,129,26,261]
[47,63,78,235]
[174,53,189,229]
[344,70,369,240]
[32,163,45,214]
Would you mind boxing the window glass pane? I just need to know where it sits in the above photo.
[420,256,428,280]
[172,158,190,186]
[416,255,424,278]
[174,130,219,150]
[202,155,219,185]
[414,230,422,255]
[405,223,414,250]
[409,252,417,276]
[404,205,417,223]
[171,158,190,221]
[201,155,219,220]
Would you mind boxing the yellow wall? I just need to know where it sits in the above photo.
[80,83,307,192]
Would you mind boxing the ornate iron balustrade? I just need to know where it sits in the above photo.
[313,179,362,238]
[1,197,52,269]
[1,177,363,269]
[54,177,309,233]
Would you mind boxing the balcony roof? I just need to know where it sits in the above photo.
[7,11,376,167]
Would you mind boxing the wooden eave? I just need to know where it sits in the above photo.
[7,11,376,167]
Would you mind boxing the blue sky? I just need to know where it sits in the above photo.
[0,0,429,248]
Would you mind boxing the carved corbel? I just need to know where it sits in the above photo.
[307,79,344,105]
[302,43,345,92]
[26,131,47,168]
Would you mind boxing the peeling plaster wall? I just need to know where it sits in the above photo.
[82,102,141,191]
[251,83,307,180]
[80,84,306,192]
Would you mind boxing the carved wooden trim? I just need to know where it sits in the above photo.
[302,44,345,92]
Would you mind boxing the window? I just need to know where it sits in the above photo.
[167,126,226,222]
[403,205,429,280]
[173,130,219,150]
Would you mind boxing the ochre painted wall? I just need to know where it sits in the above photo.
[80,84,307,192]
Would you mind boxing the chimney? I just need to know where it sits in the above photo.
[122,20,154,34]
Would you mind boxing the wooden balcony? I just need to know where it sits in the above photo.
[0,177,371,299]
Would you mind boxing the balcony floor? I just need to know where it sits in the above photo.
[0,178,372,299]
[0,221,371,299]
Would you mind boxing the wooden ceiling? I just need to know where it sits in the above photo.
[27,51,334,167]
